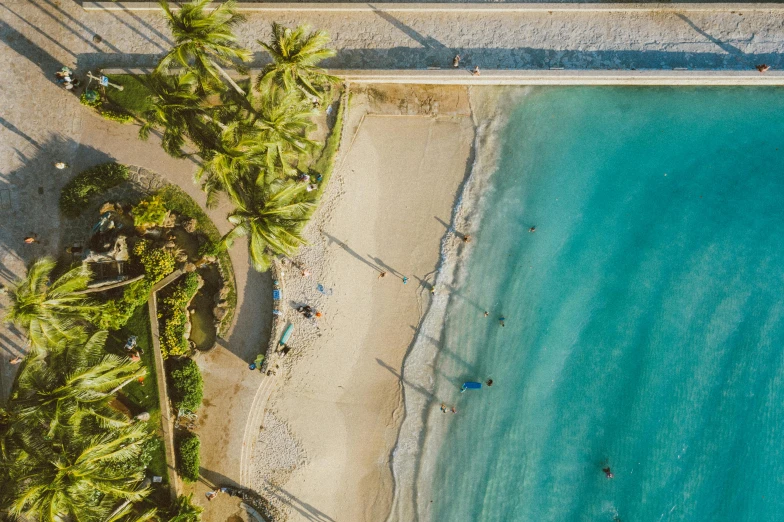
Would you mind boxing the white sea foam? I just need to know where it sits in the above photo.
[387,87,535,522]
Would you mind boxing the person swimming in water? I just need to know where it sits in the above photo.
[603,466,614,479]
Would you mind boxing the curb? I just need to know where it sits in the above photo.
[101,68,784,85]
[83,2,784,13]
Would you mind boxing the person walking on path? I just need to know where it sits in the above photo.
[9,356,22,365]
[24,235,39,244]
[54,161,68,169]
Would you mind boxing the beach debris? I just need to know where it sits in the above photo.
[317,283,333,295]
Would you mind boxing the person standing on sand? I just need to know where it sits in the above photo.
[378,271,386,279]
[463,234,471,243]
[472,66,481,76]
[402,277,409,284]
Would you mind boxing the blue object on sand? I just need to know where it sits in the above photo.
[279,323,294,345]
[273,289,281,300]
[460,381,482,393]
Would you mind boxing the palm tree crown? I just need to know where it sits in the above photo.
[158,0,251,96]
[257,22,338,98]
[222,181,315,271]
[4,258,102,351]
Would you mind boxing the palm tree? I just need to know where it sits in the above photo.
[158,0,251,97]
[251,85,317,181]
[11,330,146,439]
[3,419,151,522]
[1,330,150,521]
[195,121,265,207]
[256,22,339,99]
[140,72,218,158]
[222,181,315,272]
[3,258,102,352]
[168,494,203,522]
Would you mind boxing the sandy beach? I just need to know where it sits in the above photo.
[249,85,474,520]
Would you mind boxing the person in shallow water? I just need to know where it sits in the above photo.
[499,317,505,327]
[486,379,493,387]
[603,466,614,479]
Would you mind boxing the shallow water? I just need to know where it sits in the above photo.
[424,87,784,521]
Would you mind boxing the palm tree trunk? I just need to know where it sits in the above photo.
[210,59,246,96]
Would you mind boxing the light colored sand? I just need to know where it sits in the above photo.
[249,87,474,521]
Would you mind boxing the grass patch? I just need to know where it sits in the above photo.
[59,162,130,218]
[157,184,237,336]
[105,74,155,117]
[312,93,346,201]
[106,304,168,483]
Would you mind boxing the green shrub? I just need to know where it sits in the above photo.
[98,107,134,124]
[59,163,130,218]
[79,90,101,108]
[135,239,177,281]
[169,358,203,413]
[159,273,200,358]
[176,433,200,483]
[168,494,203,522]
[95,241,177,330]
[133,195,169,229]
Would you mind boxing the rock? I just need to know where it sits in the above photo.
[113,235,129,261]
[176,251,189,263]
[183,218,198,233]
[219,285,231,300]
[162,212,176,228]
[164,240,177,249]
[213,305,228,322]
[99,202,121,215]
[184,263,197,273]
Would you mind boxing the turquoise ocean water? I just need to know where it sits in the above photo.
[426,87,784,521]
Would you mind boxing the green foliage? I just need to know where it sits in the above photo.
[157,185,236,336]
[133,195,170,229]
[106,74,156,117]
[1,330,152,521]
[135,239,178,281]
[98,106,135,124]
[176,433,201,483]
[168,494,203,522]
[169,358,203,412]
[59,162,130,218]
[159,273,200,358]
[312,96,345,200]
[80,90,102,108]
[96,241,177,330]
[3,258,103,352]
